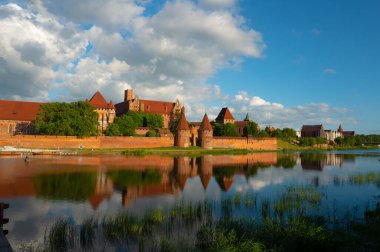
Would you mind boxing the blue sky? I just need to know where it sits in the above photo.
[0,0,379,133]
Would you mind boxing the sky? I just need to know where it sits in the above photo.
[0,0,379,133]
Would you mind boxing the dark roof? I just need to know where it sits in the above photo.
[343,131,355,137]
[338,124,343,133]
[215,107,235,121]
[0,100,44,121]
[301,125,323,132]
[244,113,250,121]
[235,121,248,127]
[176,110,190,131]
[199,114,213,131]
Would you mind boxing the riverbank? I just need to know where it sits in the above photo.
[277,139,378,152]
[0,142,378,157]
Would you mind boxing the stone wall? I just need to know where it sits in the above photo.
[0,135,173,149]
[0,135,276,150]
[213,137,277,150]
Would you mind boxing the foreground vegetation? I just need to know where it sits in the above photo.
[19,186,380,251]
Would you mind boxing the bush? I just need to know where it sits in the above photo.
[146,129,157,137]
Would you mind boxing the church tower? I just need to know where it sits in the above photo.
[175,107,191,148]
[198,114,213,149]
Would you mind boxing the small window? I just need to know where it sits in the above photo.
[8,124,13,135]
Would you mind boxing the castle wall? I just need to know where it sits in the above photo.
[0,135,174,149]
[212,137,277,150]
[0,134,276,150]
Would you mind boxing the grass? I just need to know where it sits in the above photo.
[19,186,380,252]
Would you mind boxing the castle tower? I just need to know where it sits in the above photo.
[198,113,213,149]
[337,124,343,133]
[175,106,191,148]
[124,89,133,102]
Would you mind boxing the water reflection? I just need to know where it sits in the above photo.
[0,153,361,206]
[1,150,380,248]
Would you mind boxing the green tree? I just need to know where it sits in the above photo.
[259,131,270,137]
[223,123,240,137]
[212,122,224,136]
[144,113,164,128]
[244,121,259,137]
[35,101,98,136]
[282,128,297,139]
[334,137,343,145]
[146,129,157,137]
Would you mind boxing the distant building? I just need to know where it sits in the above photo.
[301,123,355,141]
[0,100,43,136]
[86,91,116,133]
[295,131,301,138]
[324,130,343,142]
[115,89,181,128]
[214,108,256,137]
[301,125,325,138]
[337,124,355,137]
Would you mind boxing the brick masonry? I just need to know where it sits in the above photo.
[0,135,276,150]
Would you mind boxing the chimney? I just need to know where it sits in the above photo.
[124,89,133,102]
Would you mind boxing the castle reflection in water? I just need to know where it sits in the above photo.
[0,152,355,209]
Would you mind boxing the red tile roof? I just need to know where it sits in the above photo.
[0,100,43,121]
[88,91,108,109]
[199,114,213,131]
[140,99,175,115]
[215,107,235,121]
[108,100,115,109]
[115,99,176,115]
[177,110,190,131]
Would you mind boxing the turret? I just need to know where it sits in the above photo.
[124,89,133,102]
[175,107,191,148]
[198,114,213,149]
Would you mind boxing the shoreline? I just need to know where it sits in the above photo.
[0,145,378,157]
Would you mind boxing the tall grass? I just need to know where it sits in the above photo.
[19,188,380,251]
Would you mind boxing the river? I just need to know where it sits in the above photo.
[1,149,380,249]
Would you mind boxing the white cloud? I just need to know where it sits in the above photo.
[323,68,336,75]
[199,0,236,9]
[0,0,264,107]
[44,0,144,32]
[227,90,356,129]
[0,3,87,100]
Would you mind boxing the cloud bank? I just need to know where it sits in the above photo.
[0,0,354,129]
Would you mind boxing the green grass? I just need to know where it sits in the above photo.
[20,189,380,252]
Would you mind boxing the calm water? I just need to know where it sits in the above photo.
[1,149,380,248]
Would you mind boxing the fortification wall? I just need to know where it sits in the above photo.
[212,137,277,150]
[0,135,275,150]
[0,135,174,149]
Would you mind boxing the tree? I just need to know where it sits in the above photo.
[243,121,259,137]
[212,122,224,136]
[334,137,343,145]
[282,128,297,139]
[258,131,270,137]
[146,129,157,137]
[223,123,240,137]
[35,102,98,136]
[144,113,163,128]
